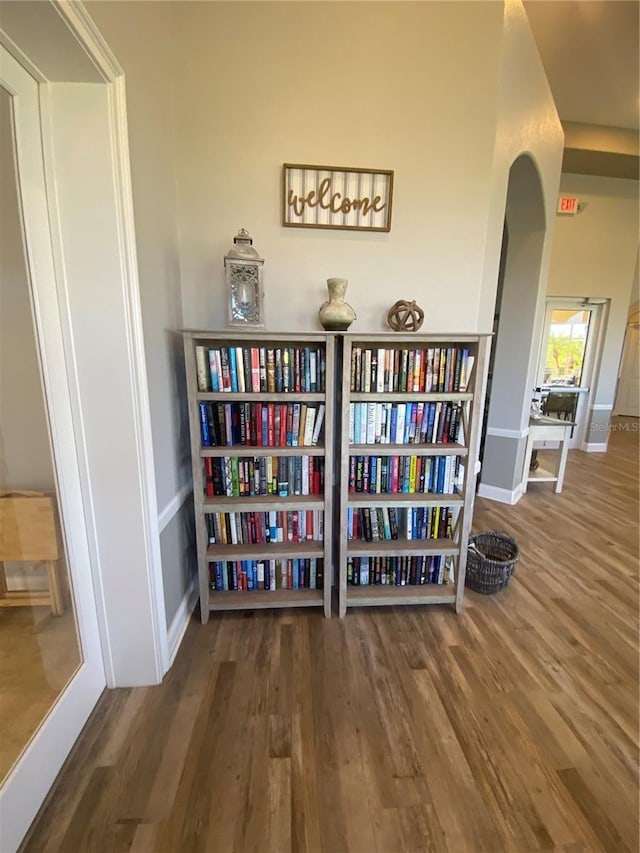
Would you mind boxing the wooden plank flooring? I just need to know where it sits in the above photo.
[22,419,639,852]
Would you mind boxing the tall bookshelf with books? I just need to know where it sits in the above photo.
[337,333,490,617]
[183,331,334,623]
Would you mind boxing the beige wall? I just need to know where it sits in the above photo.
[546,173,639,412]
[0,86,55,491]
[172,0,505,332]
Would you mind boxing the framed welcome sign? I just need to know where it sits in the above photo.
[282,164,394,232]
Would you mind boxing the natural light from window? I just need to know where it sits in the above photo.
[544,309,591,385]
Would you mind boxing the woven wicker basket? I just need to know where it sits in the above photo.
[465,531,519,595]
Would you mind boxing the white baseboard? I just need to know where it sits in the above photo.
[477,482,524,504]
[486,426,528,440]
[167,582,199,666]
[582,442,608,453]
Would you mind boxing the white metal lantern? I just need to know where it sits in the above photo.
[224,228,265,328]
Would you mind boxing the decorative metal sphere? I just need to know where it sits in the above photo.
[387,299,424,332]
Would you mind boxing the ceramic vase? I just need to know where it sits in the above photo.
[318,277,356,331]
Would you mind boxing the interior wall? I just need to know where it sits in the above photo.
[0,86,55,491]
[171,0,505,333]
[545,172,639,443]
[84,1,195,628]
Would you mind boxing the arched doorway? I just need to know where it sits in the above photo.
[478,154,548,504]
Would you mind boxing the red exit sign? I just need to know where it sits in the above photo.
[557,196,579,214]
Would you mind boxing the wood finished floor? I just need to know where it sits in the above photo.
[22,419,639,852]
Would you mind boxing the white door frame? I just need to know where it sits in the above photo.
[0,47,106,853]
[38,1,169,687]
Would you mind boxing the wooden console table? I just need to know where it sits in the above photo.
[0,490,64,615]
[523,416,574,494]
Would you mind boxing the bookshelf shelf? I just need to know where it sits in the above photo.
[348,442,468,457]
[347,493,465,509]
[208,588,323,611]
[337,332,490,616]
[206,541,326,560]
[197,392,326,403]
[345,585,457,607]
[203,495,325,513]
[350,392,473,403]
[200,446,326,458]
[347,539,460,558]
[184,330,335,622]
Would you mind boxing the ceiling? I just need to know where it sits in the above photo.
[523,0,639,131]
[523,0,639,179]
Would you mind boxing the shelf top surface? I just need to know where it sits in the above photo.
[344,332,492,343]
[183,329,491,343]
[183,329,331,342]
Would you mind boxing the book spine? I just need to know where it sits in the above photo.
[207,349,219,392]
[291,403,301,447]
[220,348,232,391]
[250,348,261,392]
[266,348,276,393]
[235,347,245,393]
[195,345,208,391]
[228,346,238,392]
[199,402,211,446]
[303,407,316,447]
[311,404,325,446]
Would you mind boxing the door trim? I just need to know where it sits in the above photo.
[48,0,169,683]
[0,47,106,853]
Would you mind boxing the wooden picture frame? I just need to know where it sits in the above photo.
[282,164,393,232]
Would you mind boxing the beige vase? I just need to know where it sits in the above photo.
[318,277,356,331]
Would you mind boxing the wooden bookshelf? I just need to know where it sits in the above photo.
[183,331,335,622]
[337,333,490,616]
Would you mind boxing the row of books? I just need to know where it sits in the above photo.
[347,555,453,586]
[206,510,324,546]
[199,401,325,448]
[349,454,462,495]
[196,344,326,394]
[204,455,325,498]
[349,401,462,446]
[350,346,474,394]
[347,505,454,541]
[209,558,324,592]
